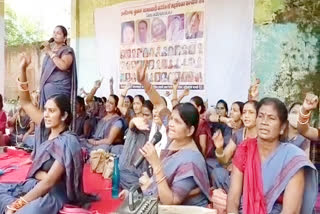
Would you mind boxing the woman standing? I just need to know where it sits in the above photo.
[41,25,77,129]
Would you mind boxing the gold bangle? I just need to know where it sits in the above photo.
[16,77,29,84]
[299,107,311,119]
[6,205,17,211]
[20,196,29,204]
[156,175,166,185]
[215,150,224,158]
[6,206,17,211]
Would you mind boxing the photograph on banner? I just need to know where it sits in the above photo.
[119,0,206,91]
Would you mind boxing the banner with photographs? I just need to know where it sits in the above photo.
[119,0,205,91]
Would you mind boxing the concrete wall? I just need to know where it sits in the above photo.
[72,0,319,108]
[5,44,44,99]
[0,0,5,96]
[71,0,135,93]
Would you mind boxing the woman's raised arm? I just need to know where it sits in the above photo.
[298,93,319,141]
[136,62,166,111]
[17,54,43,125]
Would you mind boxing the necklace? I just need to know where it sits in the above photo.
[17,114,27,129]
[15,114,28,144]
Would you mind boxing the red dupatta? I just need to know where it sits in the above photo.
[232,138,267,214]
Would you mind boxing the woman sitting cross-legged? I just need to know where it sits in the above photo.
[0,54,96,214]
[7,107,35,146]
[119,62,210,206]
[80,94,126,155]
[208,100,257,192]
[227,97,318,214]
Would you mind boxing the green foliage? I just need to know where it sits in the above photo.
[254,0,320,125]
[271,31,320,124]
[275,0,320,34]
[272,32,319,103]
[5,6,44,46]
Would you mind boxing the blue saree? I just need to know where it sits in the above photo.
[9,114,31,145]
[80,115,126,154]
[207,128,245,192]
[233,139,318,214]
[143,148,210,206]
[119,128,150,189]
[74,113,89,137]
[39,46,77,131]
[287,134,310,151]
[262,143,317,213]
[0,131,96,214]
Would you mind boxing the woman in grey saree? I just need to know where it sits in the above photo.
[40,25,77,113]
[3,61,96,213]
[80,95,126,155]
[33,26,77,158]
[286,102,310,156]
[120,64,210,206]
[7,108,34,146]
[120,103,211,206]
[0,130,95,214]
[209,101,258,192]
[119,100,154,189]
[74,96,90,138]
[228,98,318,214]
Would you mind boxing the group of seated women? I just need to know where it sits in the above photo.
[0,53,319,214]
